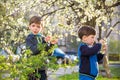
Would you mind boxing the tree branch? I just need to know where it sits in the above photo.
[106,21,120,38]
[41,3,74,18]
[108,1,120,8]
[41,7,65,18]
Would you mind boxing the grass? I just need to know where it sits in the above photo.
[58,67,120,80]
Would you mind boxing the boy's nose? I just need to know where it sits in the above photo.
[34,27,38,30]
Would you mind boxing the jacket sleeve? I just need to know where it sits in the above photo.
[26,37,40,55]
[80,43,101,56]
[97,53,104,62]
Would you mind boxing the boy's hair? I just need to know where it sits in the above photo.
[78,25,96,39]
[29,16,42,25]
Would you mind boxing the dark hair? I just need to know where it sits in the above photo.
[29,16,41,25]
[78,25,96,39]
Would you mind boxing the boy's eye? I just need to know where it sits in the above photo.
[37,26,40,28]
[31,24,35,27]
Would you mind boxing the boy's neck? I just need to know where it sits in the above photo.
[81,40,93,46]
[31,32,41,35]
[81,40,86,44]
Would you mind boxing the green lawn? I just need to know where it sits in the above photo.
[58,67,120,80]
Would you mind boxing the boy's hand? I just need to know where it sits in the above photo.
[99,39,105,44]
[45,36,58,44]
[99,39,107,54]
[51,39,58,44]
[45,36,51,42]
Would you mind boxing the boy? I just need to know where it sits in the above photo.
[78,26,105,80]
[26,16,57,80]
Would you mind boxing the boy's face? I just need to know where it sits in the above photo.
[29,23,42,35]
[83,35,95,45]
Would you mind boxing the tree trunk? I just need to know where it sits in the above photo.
[103,46,111,78]
[103,54,111,78]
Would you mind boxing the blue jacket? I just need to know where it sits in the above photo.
[78,42,103,78]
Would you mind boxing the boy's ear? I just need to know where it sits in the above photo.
[82,35,87,40]
[28,26,31,29]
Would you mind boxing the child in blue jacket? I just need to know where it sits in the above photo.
[78,26,105,80]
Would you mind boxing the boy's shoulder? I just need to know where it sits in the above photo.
[79,42,86,46]
[78,42,87,49]
[26,34,34,39]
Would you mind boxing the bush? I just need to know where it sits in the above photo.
[0,43,59,80]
